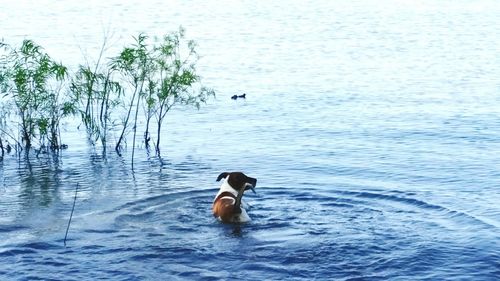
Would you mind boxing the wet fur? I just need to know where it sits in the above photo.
[212,172,256,223]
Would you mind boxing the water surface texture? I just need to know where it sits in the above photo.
[1,0,500,280]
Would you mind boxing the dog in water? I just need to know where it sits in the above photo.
[212,172,257,223]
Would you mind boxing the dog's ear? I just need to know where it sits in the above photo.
[216,172,230,182]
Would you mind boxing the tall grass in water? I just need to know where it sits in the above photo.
[111,33,150,166]
[0,27,214,163]
[149,27,215,157]
[0,41,19,155]
[0,40,75,153]
[110,28,214,165]
[70,36,122,152]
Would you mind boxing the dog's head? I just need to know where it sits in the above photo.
[216,172,257,194]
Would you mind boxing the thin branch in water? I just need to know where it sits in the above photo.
[64,183,79,247]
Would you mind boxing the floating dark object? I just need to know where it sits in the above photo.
[231,93,246,100]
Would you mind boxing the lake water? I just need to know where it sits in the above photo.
[1,0,500,280]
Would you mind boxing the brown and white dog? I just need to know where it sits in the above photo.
[212,172,257,223]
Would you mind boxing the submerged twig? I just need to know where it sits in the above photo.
[64,183,79,246]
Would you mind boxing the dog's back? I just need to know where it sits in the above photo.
[212,172,256,223]
[213,194,238,222]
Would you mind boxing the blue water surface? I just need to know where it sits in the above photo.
[1,0,499,280]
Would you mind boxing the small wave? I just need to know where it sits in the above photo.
[0,225,28,233]
[115,211,155,223]
[346,190,447,211]
[21,242,60,251]
[341,190,498,229]
[129,253,166,261]
[103,188,214,214]
[38,260,69,267]
[0,248,37,257]
[82,229,119,234]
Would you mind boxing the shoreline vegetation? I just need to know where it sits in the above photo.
[0,27,215,165]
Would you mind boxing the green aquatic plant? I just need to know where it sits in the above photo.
[0,40,74,151]
[70,37,123,151]
[71,66,122,147]
[0,28,214,162]
[0,40,9,156]
[112,28,214,160]
[0,40,20,154]
[110,33,151,167]
[0,101,12,157]
[148,27,214,156]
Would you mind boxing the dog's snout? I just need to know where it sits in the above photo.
[247,177,257,188]
[246,177,257,194]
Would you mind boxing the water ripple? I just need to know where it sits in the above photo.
[1,0,499,280]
